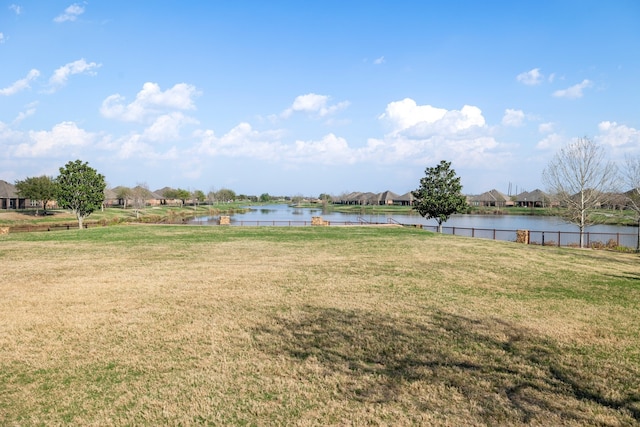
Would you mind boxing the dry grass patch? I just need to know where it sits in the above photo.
[0,225,639,425]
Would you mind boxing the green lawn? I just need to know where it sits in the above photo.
[1,225,639,425]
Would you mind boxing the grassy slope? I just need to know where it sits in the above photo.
[1,225,639,425]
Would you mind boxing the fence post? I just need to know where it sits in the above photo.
[516,230,529,244]
[558,231,561,247]
[542,231,545,246]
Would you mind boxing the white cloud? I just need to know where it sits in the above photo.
[281,93,349,118]
[142,112,199,142]
[189,97,506,171]
[552,79,593,99]
[0,69,40,96]
[0,121,23,143]
[501,109,525,127]
[378,98,447,131]
[9,4,23,14]
[374,56,385,65]
[54,3,85,23]
[196,124,362,166]
[47,59,101,92]
[597,121,640,148]
[538,122,555,134]
[291,134,354,164]
[379,98,485,135]
[0,33,5,44]
[516,68,543,85]
[195,123,285,160]
[292,93,326,113]
[101,82,201,122]
[13,121,94,157]
[376,98,505,168]
[116,134,149,159]
[114,134,179,160]
[535,133,564,150]
[12,103,38,125]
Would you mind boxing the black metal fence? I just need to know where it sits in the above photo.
[5,217,638,250]
[418,224,637,249]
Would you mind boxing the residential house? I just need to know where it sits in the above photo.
[0,180,26,209]
[334,191,412,206]
[514,189,549,208]
[468,189,511,207]
[154,187,182,206]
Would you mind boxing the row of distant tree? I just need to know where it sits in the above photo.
[13,162,290,228]
[13,137,640,249]
[113,185,279,209]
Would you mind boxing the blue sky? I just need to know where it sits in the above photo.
[1,1,639,197]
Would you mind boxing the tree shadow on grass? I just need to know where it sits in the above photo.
[253,306,640,425]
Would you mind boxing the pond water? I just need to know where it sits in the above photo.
[190,203,634,234]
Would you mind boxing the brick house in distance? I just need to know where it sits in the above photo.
[0,180,27,209]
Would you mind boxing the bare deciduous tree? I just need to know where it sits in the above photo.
[623,155,640,251]
[131,183,152,219]
[115,186,132,209]
[542,137,618,248]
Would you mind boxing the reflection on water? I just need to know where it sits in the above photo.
[189,204,634,235]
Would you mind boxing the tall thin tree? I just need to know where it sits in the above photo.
[623,155,640,252]
[542,137,618,248]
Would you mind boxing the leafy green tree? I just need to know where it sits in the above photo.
[412,160,467,233]
[259,193,271,202]
[192,190,206,208]
[175,188,191,206]
[193,190,206,202]
[115,186,132,209]
[216,188,236,203]
[162,188,179,205]
[55,160,106,229]
[318,193,332,207]
[14,175,56,215]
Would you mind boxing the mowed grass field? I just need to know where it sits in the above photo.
[1,225,639,426]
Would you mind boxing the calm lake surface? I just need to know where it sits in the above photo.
[190,204,634,234]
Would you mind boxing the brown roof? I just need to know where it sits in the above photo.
[515,189,548,202]
[0,180,18,198]
[470,189,509,203]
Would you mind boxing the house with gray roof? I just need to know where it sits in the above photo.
[514,189,550,207]
[0,180,26,209]
[468,189,511,207]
